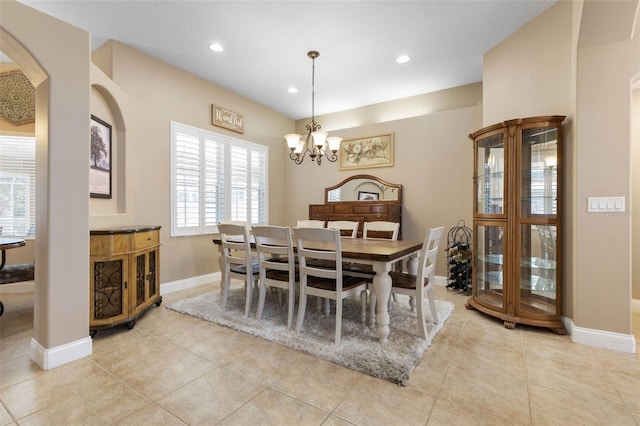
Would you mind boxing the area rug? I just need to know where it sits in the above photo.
[167,288,454,385]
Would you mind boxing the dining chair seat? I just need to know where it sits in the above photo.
[229,262,260,275]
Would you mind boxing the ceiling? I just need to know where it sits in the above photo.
[14,0,557,120]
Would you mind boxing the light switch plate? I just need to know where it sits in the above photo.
[587,196,625,213]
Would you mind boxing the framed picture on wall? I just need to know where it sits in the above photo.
[358,191,380,201]
[90,115,112,199]
[339,132,393,170]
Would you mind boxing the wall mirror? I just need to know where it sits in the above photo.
[325,174,402,203]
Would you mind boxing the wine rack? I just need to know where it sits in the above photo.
[446,220,472,292]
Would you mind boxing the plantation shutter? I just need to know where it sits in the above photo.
[171,122,268,236]
[0,136,36,237]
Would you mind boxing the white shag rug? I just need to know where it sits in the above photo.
[167,288,454,385]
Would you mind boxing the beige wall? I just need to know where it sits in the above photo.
[574,1,639,333]
[90,41,294,283]
[1,0,91,359]
[483,0,640,335]
[483,0,577,319]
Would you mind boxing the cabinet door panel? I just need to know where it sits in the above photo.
[91,254,129,326]
[518,224,557,316]
[475,131,506,216]
[474,222,506,311]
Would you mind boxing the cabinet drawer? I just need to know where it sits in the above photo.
[134,230,159,250]
[370,205,389,214]
[90,234,130,256]
[352,206,372,213]
[310,205,334,214]
[334,205,353,214]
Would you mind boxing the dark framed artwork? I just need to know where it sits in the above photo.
[90,115,112,198]
[358,191,380,201]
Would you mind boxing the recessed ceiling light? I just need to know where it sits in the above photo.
[396,55,410,64]
[209,43,224,53]
[288,87,298,94]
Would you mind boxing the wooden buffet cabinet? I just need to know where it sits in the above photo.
[466,116,565,334]
[89,226,162,337]
[309,175,402,238]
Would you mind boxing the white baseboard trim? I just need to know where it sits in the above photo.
[161,272,221,295]
[564,318,636,354]
[632,298,640,313]
[30,336,93,370]
[0,280,34,293]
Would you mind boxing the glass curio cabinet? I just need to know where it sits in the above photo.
[466,116,566,334]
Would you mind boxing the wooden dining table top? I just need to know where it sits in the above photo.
[212,235,423,263]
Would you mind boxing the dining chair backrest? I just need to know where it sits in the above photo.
[417,226,445,286]
[217,223,253,271]
[219,220,251,234]
[294,227,343,281]
[363,221,400,240]
[296,219,325,228]
[327,220,359,238]
[252,225,295,275]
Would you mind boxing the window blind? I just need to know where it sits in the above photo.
[0,136,36,237]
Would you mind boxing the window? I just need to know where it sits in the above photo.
[171,122,268,236]
[0,136,36,238]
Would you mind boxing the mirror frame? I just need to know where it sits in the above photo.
[325,174,402,204]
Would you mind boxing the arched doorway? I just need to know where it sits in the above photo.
[1,2,92,369]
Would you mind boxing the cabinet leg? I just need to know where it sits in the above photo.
[504,320,516,330]
[155,296,163,307]
[89,329,97,338]
[126,320,136,330]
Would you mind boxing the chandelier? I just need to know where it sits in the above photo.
[285,51,341,165]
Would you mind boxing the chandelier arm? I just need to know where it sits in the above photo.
[325,150,338,163]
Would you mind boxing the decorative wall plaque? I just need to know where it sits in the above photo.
[0,70,35,125]
[212,104,244,134]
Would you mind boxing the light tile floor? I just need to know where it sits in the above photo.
[1,284,639,425]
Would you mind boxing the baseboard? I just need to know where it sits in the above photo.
[564,318,636,354]
[161,272,220,294]
[30,336,93,370]
[0,280,34,293]
[632,298,640,313]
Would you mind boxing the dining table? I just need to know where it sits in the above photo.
[212,234,423,343]
[0,236,27,317]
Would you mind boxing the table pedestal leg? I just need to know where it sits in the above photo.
[372,262,392,343]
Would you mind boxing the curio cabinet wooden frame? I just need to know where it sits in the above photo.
[466,116,566,334]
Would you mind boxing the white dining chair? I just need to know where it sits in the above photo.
[386,226,445,339]
[217,223,260,317]
[327,220,359,238]
[296,219,325,228]
[252,225,298,329]
[294,227,368,345]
